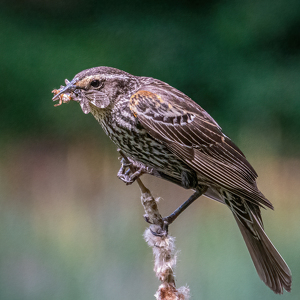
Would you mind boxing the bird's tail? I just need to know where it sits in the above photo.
[232,208,292,294]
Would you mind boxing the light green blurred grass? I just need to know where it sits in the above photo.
[0,139,299,299]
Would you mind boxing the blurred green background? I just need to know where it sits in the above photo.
[1,0,300,299]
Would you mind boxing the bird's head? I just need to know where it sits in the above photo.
[52,66,138,114]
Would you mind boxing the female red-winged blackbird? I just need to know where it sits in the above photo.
[52,66,291,294]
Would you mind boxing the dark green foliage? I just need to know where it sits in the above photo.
[1,0,299,153]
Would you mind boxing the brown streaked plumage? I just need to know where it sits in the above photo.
[52,66,292,294]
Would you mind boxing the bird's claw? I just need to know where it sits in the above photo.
[117,173,135,185]
[149,220,169,237]
[117,158,145,185]
[117,156,131,167]
[144,215,152,224]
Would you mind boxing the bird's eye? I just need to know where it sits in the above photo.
[90,79,101,88]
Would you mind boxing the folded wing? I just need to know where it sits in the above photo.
[129,88,272,209]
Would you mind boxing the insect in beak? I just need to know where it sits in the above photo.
[52,78,78,107]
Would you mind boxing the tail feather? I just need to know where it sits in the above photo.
[233,210,292,294]
[205,187,291,293]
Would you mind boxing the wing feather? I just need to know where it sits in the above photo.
[129,88,273,209]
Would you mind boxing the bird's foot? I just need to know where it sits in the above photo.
[117,157,146,185]
[149,218,170,237]
[145,215,170,237]
[147,188,206,237]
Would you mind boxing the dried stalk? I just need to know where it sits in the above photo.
[118,150,190,300]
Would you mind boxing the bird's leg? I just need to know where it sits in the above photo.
[117,150,153,185]
[158,185,208,234]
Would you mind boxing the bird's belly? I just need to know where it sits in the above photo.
[110,128,187,178]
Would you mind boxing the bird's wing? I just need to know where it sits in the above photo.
[129,88,272,209]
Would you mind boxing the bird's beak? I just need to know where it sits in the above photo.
[52,78,78,101]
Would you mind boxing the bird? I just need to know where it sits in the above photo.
[52,66,291,294]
